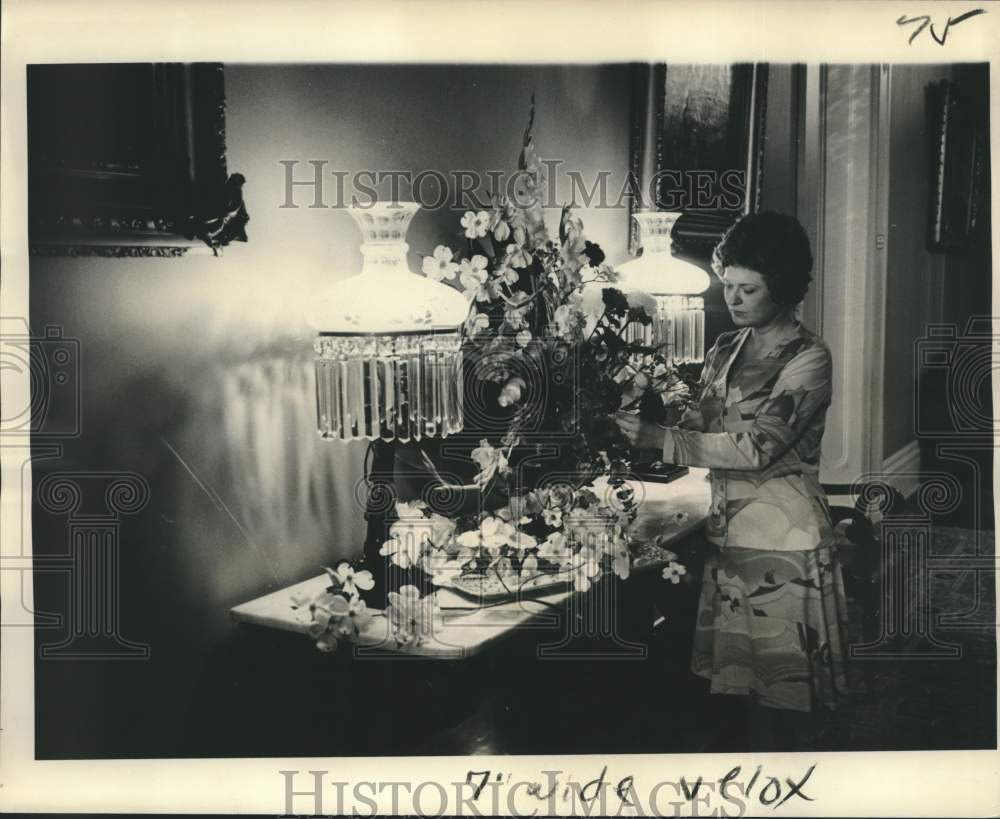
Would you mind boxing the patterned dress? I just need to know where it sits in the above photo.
[662,323,851,712]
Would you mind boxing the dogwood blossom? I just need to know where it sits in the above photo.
[461,210,491,239]
[568,548,602,592]
[467,311,491,334]
[490,208,511,242]
[505,242,532,270]
[379,528,425,569]
[498,377,526,408]
[304,590,373,653]
[382,502,454,569]
[611,544,631,581]
[421,245,459,281]
[459,255,490,301]
[662,560,688,584]
[542,506,563,528]
[326,562,375,597]
[536,531,572,565]
[386,585,437,646]
[470,439,510,486]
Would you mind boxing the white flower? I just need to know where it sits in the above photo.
[467,312,490,334]
[470,438,510,486]
[542,507,563,528]
[520,553,539,579]
[307,591,373,652]
[329,593,373,637]
[381,501,436,568]
[662,561,688,584]
[456,529,483,552]
[499,264,520,285]
[515,329,532,348]
[553,303,583,339]
[422,245,458,281]
[386,585,436,645]
[459,255,490,300]
[395,500,427,519]
[537,532,571,565]
[461,210,491,239]
[479,515,516,552]
[498,377,526,408]
[568,549,603,593]
[380,529,424,569]
[564,506,614,549]
[504,306,528,329]
[612,544,631,581]
[493,218,511,242]
[509,530,538,552]
[326,562,375,597]
[505,242,533,270]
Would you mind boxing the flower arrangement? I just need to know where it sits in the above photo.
[419,101,700,485]
[294,101,700,649]
[379,479,640,598]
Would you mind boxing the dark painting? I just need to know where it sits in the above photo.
[27,63,245,256]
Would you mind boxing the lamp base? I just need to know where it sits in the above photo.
[360,438,437,610]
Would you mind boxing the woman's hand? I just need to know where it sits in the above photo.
[615,411,668,452]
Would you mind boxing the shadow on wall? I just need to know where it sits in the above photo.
[30,269,367,757]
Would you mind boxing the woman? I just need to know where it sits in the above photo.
[617,211,850,747]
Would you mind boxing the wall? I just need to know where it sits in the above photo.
[883,64,953,458]
[883,63,991,526]
[30,63,633,757]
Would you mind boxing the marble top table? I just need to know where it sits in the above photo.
[230,468,710,659]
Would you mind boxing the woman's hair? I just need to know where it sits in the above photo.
[711,211,813,306]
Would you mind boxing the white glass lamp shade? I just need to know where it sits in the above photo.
[615,212,710,363]
[312,202,468,442]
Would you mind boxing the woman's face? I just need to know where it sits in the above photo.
[721,265,784,329]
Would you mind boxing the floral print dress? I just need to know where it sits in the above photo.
[662,323,851,712]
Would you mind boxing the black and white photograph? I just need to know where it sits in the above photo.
[2,1,998,816]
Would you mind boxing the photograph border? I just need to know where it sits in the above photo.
[2,0,998,815]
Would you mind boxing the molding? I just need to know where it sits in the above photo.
[795,63,825,335]
[746,63,770,215]
[30,244,194,258]
[817,65,881,483]
[882,439,922,499]
[864,64,891,472]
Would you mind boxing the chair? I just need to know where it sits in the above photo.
[829,484,907,650]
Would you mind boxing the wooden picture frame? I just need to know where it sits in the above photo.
[628,62,769,258]
[926,78,988,253]
[27,62,247,257]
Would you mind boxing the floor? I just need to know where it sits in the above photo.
[141,524,999,758]
[419,525,997,756]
